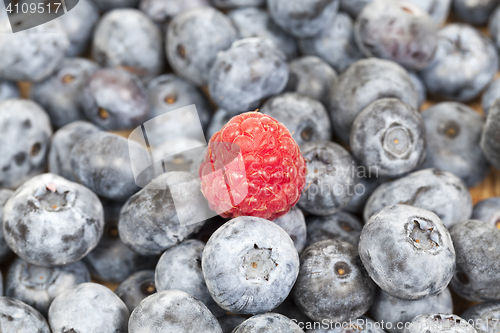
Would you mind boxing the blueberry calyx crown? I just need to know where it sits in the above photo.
[30,183,76,212]
[381,123,413,159]
[406,217,441,251]
[140,281,156,296]
[455,271,469,285]
[439,120,460,139]
[334,261,351,278]
[242,244,278,282]
[21,264,57,289]
[300,126,314,142]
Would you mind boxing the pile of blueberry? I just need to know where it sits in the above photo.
[1,0,500,332]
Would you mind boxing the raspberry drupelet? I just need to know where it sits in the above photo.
[199,112,306,221]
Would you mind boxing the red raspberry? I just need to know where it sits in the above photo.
[199,112,306,221]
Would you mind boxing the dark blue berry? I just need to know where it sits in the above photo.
[449,219,500,302]
[292,239,376,322]
[421,102,489,187]
[115,270,156,313]
[359,204,456,300]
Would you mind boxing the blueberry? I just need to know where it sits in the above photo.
[0,18,68,82]
[405,0,452,26]
[0,189,13,263]
[350,98,426,178]
[472,197,500,228]
[449,219,500,302]
[328,58,418,143]
[0,297,50,332]
[5,257,90,316]
[453,0,500,25]
[3,173,104,266]
[298,12,364,73]
[218,314,247,333]
[84,200,159,283]
[0,79,19,102]
[404,314,477,333]
[267,0,340,38]
[420,24,498,102]
[115,270,156,313]
[59,0,100,57]
[364,169,472,229]
[207,108,232,141]
[481,99,500,170]
[261,93,332,147]
[70,131,149,201]
[344,175,385,215]
[128,290,222,332]
[93,9,165,80]
[0,99,52,189]
[461,301,500,333]
[30,58,100,129]
[48,282,129,332]
[94,0,140,12]
[371,288,453,333]
[489,6,500,52]
[298,141,358,216]
[233,313,303,332]
[213,0,265,8]
[285,56,338,103]
[307,316,386,333]
[340,0,372,18]
[355,0,438,70]
[145,74,212,146]
[48,121,101,183]
[155,239,225,316]
[228,7,298,60]
[202,216,299,314]
[166,7,238,86]
[81,68,150,131]
[359,204,455,300]
[118,171,206,255]
[482,78,500,116]
[209,38,289,115]
[306,211,363,248]
[292,239,376,322]
[421,102,489,187]
[272,206,307,253]
[408,71,427,109]
[139,0,210,28]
